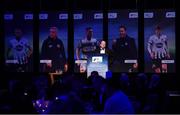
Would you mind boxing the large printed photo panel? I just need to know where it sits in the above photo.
[144,9,176,73]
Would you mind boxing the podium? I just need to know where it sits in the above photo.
[87,54,108,78]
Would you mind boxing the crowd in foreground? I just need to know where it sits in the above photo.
[0,72,179,114]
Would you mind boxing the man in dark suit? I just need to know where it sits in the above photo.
[96,40,110,55]
[112,25,138,72]
[95,40,114,70]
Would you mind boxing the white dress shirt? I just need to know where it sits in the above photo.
[100,48,105,54]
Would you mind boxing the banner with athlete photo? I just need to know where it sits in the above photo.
[74,11,103,73]
[108,10,138,72]
[39,11,68,73]
[4,12,33,72]
[144,9,176,73]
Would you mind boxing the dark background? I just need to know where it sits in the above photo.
[0,0,178,90]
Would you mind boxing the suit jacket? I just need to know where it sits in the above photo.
[112,35,137,62]
[95,47,111,55]
[95,47,114,66]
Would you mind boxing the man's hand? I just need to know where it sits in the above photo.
[155,68,161,73]
[76,48,80,61]
[64,63,68,72]
[166,53,170,59]
[133,63,138,69]
[27,50,33,58]
[162,64,167,70]
[46,63,52,68]
[150,52,154,59]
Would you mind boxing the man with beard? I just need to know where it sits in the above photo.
[112,25,138,72]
